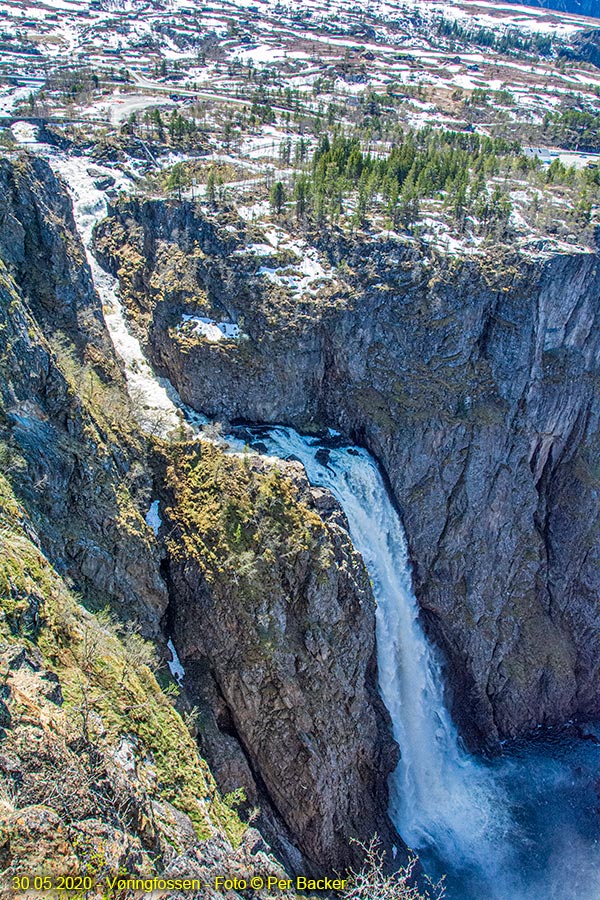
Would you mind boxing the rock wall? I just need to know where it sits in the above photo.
[0,156,116,371]
[0,157,290,878]
[0,159,400,877]
[95,198,600,748]
[0,473,292,900]
[0,156,169,635]
[157,443,399,873]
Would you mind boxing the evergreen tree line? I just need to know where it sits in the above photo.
[435,16,554,57]
[125,107,200,146]
[543,108,600,153]
[285,128,524,233]
[45,67,100,102]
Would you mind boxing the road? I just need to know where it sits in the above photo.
[523,145,600,169]
[129,70,314,116]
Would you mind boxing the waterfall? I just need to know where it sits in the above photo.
[256,428,600,900]
[257,429,507,876]
[47,153,187,437]
[46,153,505,880]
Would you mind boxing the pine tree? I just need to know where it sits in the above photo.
[270,181,286,216]
[206,169,217,207]
[151,108,164,142]
[294,175,310,221]
[166,163,186,201]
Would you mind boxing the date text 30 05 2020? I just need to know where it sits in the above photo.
[9,875,203,893]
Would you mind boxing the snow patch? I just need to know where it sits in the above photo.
[10,121,39,144]
[145,500,162,535]
[179,315,241,341]
[167,639,185,682]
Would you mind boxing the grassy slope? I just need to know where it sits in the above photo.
[0,470,245,848]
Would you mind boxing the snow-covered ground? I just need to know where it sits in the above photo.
[10,121,39,144]
[1,0,597,115]
[0,86,34,117]
[1,0,597,297]
[179,315,241,341]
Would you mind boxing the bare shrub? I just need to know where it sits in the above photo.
[342,837,445,900]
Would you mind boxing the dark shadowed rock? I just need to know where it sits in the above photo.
[161,444,400,873]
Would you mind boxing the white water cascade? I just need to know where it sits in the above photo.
[47,153,191,436]
[255,428,600,900]
[258,430,508,881]
[44,156,503,881]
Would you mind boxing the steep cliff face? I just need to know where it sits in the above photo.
[0,155,270,874]
[0,155,167,634]
[341,249,600,747]
[157,442,398,873]
[95,197,600,748]
[0,157,117,374]
[0,472,292,900]
[563,28,600,69]
[93,198,338,424]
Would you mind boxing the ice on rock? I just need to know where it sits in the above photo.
[167,639,185,682]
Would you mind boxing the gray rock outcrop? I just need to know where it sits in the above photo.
[0,156,168,634]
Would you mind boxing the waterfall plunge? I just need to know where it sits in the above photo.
[258,429,600,900]
[47,155,505,877]
[260,428,514,893]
